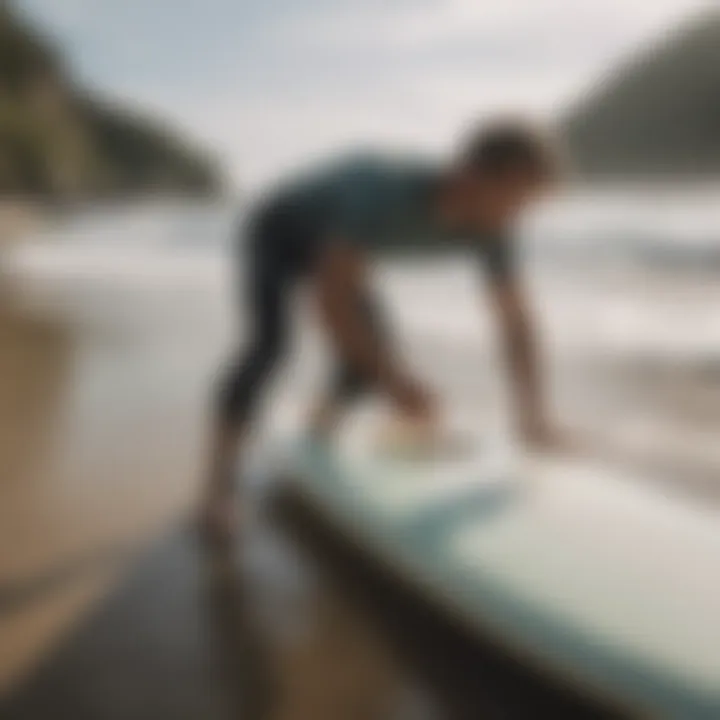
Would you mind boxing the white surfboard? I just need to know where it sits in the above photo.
[289,433,720,719]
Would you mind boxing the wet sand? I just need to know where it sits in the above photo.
[0,299,617,720]
[1,241,719,718]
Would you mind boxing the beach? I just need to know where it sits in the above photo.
[1,198,720,717]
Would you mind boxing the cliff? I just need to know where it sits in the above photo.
[0,2,221,198]
[564,11,720,179]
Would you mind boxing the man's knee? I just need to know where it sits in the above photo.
[216,334,287,425]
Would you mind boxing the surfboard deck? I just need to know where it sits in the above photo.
[288,436,720,720]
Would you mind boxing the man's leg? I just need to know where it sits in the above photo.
[202,264,290,540]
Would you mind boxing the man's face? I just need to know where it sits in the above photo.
[470,169,548,232]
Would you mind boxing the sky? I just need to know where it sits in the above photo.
[18,0,714,189]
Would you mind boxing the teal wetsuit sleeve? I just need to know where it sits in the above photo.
[318,163,385,248]
[328,189,378,246]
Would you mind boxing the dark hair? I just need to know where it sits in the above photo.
[460,120,559,180]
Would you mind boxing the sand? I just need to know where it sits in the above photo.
[1,227,719,711]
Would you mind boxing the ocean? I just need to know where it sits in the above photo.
[3,189,720,498]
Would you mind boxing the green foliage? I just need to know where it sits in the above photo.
[0,1,221,197]
[564,11,720,179]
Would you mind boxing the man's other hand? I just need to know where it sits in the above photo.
[390,376,438,425]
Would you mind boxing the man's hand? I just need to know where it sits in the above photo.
[378,379,442,457]
[389,375,438,424]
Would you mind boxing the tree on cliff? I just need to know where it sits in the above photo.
[564,10,720,179]
[0,0,221,198]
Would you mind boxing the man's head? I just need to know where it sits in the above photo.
[441,119,562,233]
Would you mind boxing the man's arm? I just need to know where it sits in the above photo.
[313,240,431,416]
[486,276,551,444]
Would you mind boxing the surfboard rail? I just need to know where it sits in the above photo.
[288,438,720,720]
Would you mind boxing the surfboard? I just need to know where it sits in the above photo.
[288,434,720,719]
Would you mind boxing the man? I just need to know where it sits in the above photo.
[202,120,563,540]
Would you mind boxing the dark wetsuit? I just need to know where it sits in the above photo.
[218,152,515,425]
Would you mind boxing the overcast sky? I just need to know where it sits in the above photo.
[19,0,712,188]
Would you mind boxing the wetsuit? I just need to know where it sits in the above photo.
[218,152,514,425]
